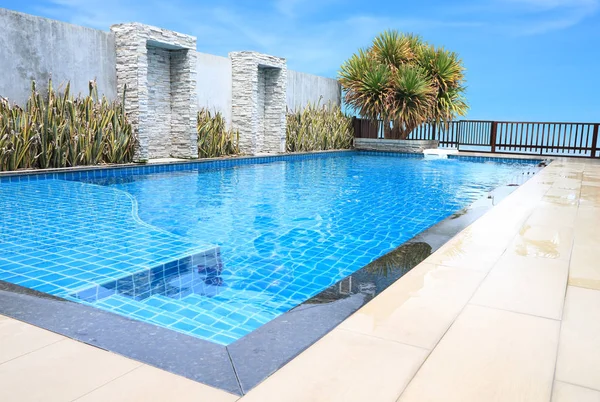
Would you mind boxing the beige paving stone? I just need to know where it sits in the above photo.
[580,185,600,207]
[471,254,568,319]
[507,223,574,260]
[526,204,579,228]
[398,305,559,402]
[551,178,582,190]
[75,364,239,402]
[0,318,65,364]
[423,231,507,272]
[543,188,580,206]
[569,243,600,290]
[0,339,142,402]
[556,286,600,390]
[339,262,486,349]
[574,207,600,239]
[583,178,600,187]
[552,381,600,402]
[239,328,428,402]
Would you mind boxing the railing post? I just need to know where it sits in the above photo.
[490,121,498,154]
[591,124,599,158]
[352,116,362,138]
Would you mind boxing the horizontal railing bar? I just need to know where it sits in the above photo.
[352,118,599,158]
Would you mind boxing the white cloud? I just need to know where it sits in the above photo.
[494,0,599,34]
[32,0,598,76]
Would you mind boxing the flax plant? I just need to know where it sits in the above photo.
[197,108,240,158]
[286,101,353,152]
[0,79,135,171]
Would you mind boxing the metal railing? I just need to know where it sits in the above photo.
[352,118,600,158]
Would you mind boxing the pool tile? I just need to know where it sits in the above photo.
[398,305,559,402]
[556,286,600,391]
[0,154,541,346]
[240,328,428,402]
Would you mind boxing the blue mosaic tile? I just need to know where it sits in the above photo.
[0,151,541,345]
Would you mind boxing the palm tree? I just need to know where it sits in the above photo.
[339,30,468,139]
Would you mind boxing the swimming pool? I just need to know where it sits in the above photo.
[0,152,540,345]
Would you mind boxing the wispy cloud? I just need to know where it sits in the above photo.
[471,0,599,34]
[32,0,599,76]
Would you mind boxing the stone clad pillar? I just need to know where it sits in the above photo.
[230,52,287,155]
[110,23,197,160]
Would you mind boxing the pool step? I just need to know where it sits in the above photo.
[142,294,271,333]
[92,294,187,328]
[90,293,245,343]
[182,293,282,323]
[209,288,294,313]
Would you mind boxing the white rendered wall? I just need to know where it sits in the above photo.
[195,52,232,123]
[286,70,341,112]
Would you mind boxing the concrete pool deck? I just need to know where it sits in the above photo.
[1,154,599,401]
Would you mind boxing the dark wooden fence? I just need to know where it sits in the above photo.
[352,118,600,158]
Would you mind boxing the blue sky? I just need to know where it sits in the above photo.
[3,0,599,121]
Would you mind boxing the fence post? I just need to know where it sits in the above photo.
[351,116,359,138]
[490,121,498,154]
[591,124,599,158]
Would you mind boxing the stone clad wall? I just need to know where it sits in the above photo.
[111,23,197,160]
[171,49,198,158]
[147,47,172,158]
[230,52,287,154]
[264,68,287,152]
[354,138,439,153]
[0,8,342,159]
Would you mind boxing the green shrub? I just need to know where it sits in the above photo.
[0,79,135,171]
[286,101,353,152]
[197,108,240,158]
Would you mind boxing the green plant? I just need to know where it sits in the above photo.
[339,30,468,139]
[286,101,353,152]
[197,108,240,158]
[0,79,135,171]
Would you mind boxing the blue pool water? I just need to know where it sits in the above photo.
[0,152,540,344]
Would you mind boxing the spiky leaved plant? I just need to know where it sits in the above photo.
[339,30,468,139]
[197,108,240,158]
[0,79,135,171]
[286,100,353,152]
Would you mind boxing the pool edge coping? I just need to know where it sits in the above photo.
[0,148,550,179]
